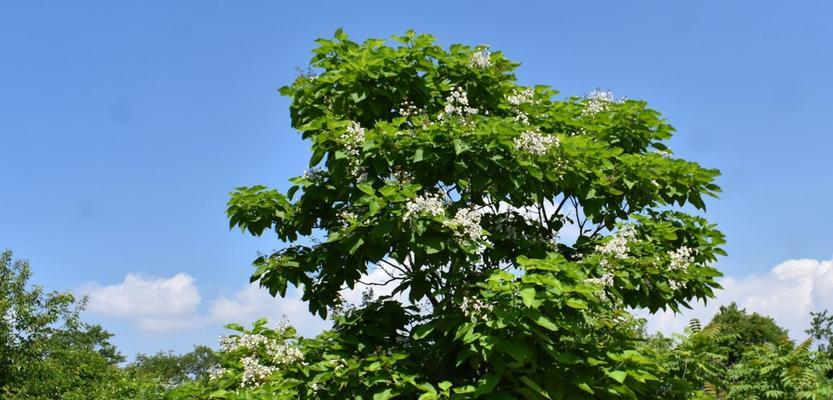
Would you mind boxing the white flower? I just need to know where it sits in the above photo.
[469,49,492,68]
[329,358,347,371]
[587,272,615,301]
[514,131,559,156]
[668,279,683,291]
[513,112,530,125]
[337,209,359,228]
[448,208,483,243]
[208,366,227,381]
[595,225,636,260]
[442,86,478,118]
[461,295,492,321]
[668,246,695,272]
[303,167,326,182]
[241,356,276,387]
[398,101,422,117]
[219,335,238,352]
[403,192,446,220]
[266,341,305,366]
[341,121,366,176]
[583,89,617,116]
[507,88,534,106]
[275,318,292,332]
[587,272,614,288]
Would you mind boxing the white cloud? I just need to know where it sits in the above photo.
[86,257,833,341]
[641,257,833,339]
[209,284,329,338]
[84,273,202,331]
[82,272,330,335]
[340,265,403,305]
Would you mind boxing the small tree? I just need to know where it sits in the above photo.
[704,302,790,365]
[808,310,833,357]
[0,250,165,399]
[181,30,727,399]
[129,345,220,387]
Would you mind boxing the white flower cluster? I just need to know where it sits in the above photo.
[442,86,478,118]
[586,272,614,288]
[328,358,347,371]
[668,279,683,291]
[507,88,534,106]
[469,49,492,68]
[450,208,483,243]
[208,366,227,381]
[390,169,413,183]
[266,341,305,366]
[513,130,559,156]
[595,225,637,260]
[398,100,422,117]
[403,192,445,220]
[337,209,359,228]
[303,167,326,182]
[461,295,492,321]
[219,333,268,352]
[656,150,672,158]
[668,246,695,272]
[275,318,292,332]
[513,112,530,125]
[218,331,306,387]
[241,356,277,387]
[342,121,366,176]
[583,89,617,116]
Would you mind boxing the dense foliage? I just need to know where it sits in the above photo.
[128,346,220,388]
[646,307,833,399]
[703,302,790,365]
[0,250,166,399]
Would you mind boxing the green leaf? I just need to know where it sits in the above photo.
[358,181,375,195]
[535,316,558,331]
[413,148,424,162]
[413,323,434,340]
[373,389,396,400]
[518,376,551,399]
[520,288,538,308]
[565,299,588,309]
[606,370,627,384]
[223,323,245,332]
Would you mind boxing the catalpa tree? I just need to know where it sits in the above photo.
[175,30,725,399]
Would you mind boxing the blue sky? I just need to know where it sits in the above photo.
[2,1,832,357]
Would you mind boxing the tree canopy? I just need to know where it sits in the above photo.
[176,29,728,399]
